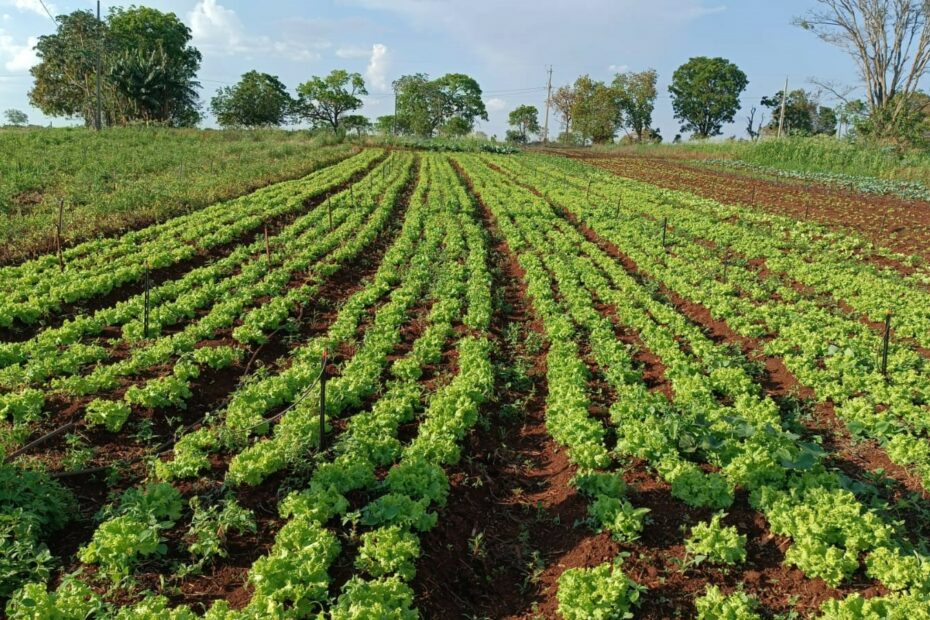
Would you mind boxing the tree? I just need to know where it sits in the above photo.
[507,105,540,143]
[29,6,202,127]
[761,89,836,136]
[393,73,488,137]
[796,0,930,139]
[296,70,367,132]
[745,106,763,140]
[342,114,372,138]
[434,73,487,135]
[551,85,577,134]
[669,57,748,138]
[571,75,620,144]
[4,109,28,126]
[613,69,658,141]
[211,71,293,128]
[374,115,396,135]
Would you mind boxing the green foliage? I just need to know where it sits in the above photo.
[3,109,28,127]
[354,525,420,581]
[330,576,418,620]
[84,399,132,432]
[760,89,836,137]
[694,585,760,619]
[572,74,620,144]
[613,69,658,141]
[186,497,256,562]
[393,73,488,137]
[5,578,104,619]
[0,512,52,599]
[0,128,353,262]
[669,57,748,138]
[296,69,367,132]
[30,6,201,127]
[556,559,643,620]
[588,496,648,542]
[507,104,540,143]
[684,513,747,565]
[211,71,294,128]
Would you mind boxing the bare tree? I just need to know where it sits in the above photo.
[745,106,761,140]
[551,85,576,134]
[796,0,930,131]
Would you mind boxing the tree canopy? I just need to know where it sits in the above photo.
[796,0,930,140]
[613,69,658,142]
[29,6,202,127]
[761,89,836,137]
[507,105,540,143]
[296,70,367,132]
[3,109,28,126]
[669,56,748,138]
[211,71,293,128]
[393,73,488,137]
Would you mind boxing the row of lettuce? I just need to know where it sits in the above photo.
[462,153,930,618]
[3,154,499,618]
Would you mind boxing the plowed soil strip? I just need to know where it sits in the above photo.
[414,173,609,619]
[571,152,930,264]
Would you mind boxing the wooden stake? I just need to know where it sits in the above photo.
[881,313,892,378]
[264,225,272,267]
[661,217,668,249]
[143,264,151,339]
[319,349,328,451]
[327,197,333,231]
[56,198,65,272]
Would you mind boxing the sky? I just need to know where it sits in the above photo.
[0,0,864,139]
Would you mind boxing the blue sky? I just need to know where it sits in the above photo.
[0,0,862,138]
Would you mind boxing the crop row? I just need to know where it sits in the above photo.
[460,154,930,617]
[0,149,384,330]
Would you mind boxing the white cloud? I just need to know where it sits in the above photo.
[0,30,36,72]
[365,43,389,92]
[336,45,370,59]
[189,0,323,62]
[485,97,507,112]
[608,64,629,73]
[8,0,54,18]
[2,13,11,21]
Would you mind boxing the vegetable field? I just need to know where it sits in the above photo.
[3,147,930,619]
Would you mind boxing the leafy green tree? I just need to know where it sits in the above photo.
[761,89,837,136]
[3,109,28,126]
[669,57,748,138]
[211,71,293,128]
[374,115,397,135]
[342,114,372,137]
[571,75,620,144]
[507,104,540,143]
[434,73,487,135]
[296,70,367,132]
[29,6,201,127]
[613,69,658,142]
[393,73,488,137]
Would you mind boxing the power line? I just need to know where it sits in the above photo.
[36,0,56,23]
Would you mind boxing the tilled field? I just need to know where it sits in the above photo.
[2,148,930,618]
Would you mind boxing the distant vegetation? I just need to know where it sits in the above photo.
[0,128,352,262]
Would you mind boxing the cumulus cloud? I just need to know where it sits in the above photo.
[365,43,389,92]
[189,0,323,62]
[336,45,370,59]
[485,97,507,112]
[608,64,629,73]
[8,0,54,18]
[0,30,36,72]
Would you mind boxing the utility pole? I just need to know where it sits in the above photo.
[95,0,102,131]
[777,76,788,139]
[543,65,553,144]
